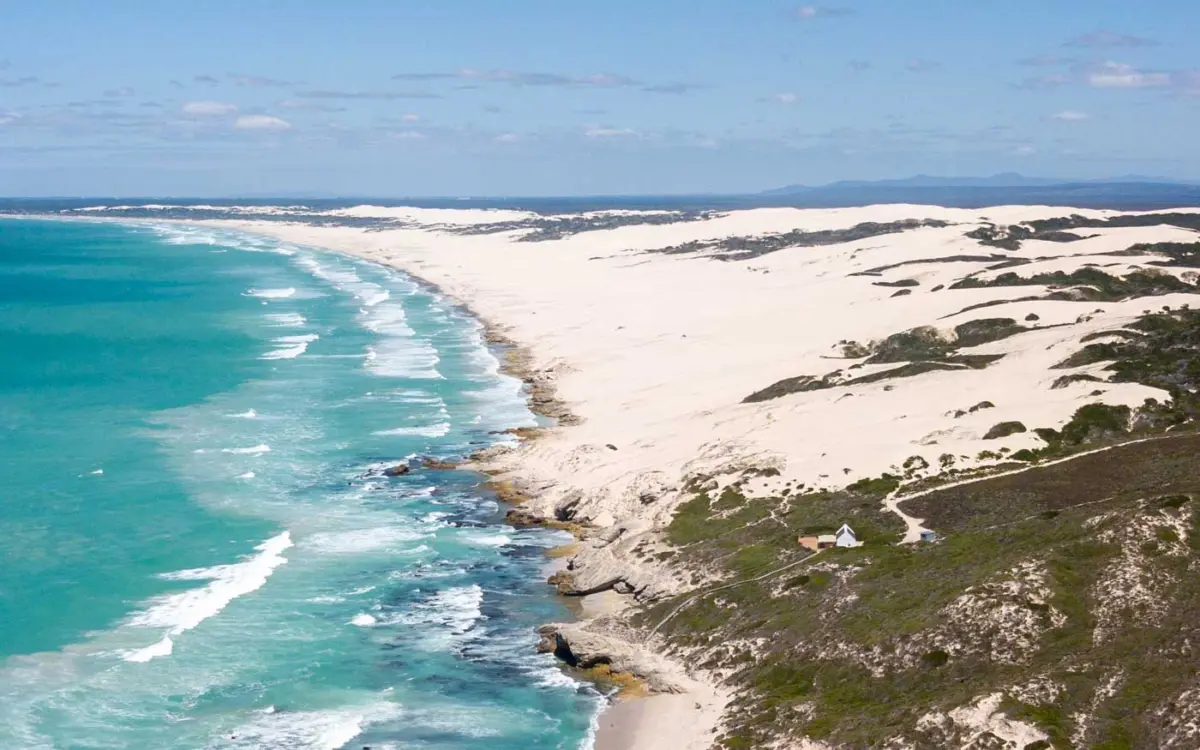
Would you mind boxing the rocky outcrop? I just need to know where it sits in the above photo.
[536,622,686,694]
[505,508,549,528]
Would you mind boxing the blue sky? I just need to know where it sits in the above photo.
[2,0,1199,196]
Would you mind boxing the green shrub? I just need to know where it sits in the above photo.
[983,421,1028,440]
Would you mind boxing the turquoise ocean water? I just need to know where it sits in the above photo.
[0,219,600,749]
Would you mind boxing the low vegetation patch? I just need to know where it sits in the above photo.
[650,219,950,261]
[950,267,1193,301]
[983,421,1028,439]
[743,319,1026,402]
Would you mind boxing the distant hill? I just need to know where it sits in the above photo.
[756,176,1200,210]
[763,174,1196,195]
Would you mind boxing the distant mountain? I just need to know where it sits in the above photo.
[762,173,1196,196]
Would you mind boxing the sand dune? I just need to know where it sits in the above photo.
[194,203,1200,749]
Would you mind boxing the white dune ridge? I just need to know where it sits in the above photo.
[122,531,293,663]
[195,204,1200,503]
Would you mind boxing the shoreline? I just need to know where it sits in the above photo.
[136,215,692,749]
[13,203,1200,746]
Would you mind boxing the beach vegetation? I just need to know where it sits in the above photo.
[982,421,1027,439]
[949,267,1193,301]
[650,219,950,261]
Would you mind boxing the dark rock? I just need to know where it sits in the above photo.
[606,444,618,451]
[638,492,658,505]
[382,464,410,477]
[547,570,578,595]
[421,457,459,470]
[505,508,547,528]
[555,494,582,522]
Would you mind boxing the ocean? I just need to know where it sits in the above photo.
[0,219,600,749]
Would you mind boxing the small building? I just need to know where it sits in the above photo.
[797,536,820,552]
[920,530,938,543]
[835,524,862,548]
[817,534,838,549]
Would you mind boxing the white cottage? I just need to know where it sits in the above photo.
[835,524,861,548]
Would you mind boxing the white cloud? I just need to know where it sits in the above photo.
[585,127,638,138]
[390,130,426,140]
[1087,61,1168,88]
[1065,31,1158,49]
[182,100,238,116]
[1018,73,1072,89]
[234,114,292,131]
[905,59,942,72]
[401,113,421,123]
[1051,110,1090,121]
[494,133,519,143]
[773,92,799,104]
[796,5,853,19]
[0,114,16,126]
[1013,145,1038,156]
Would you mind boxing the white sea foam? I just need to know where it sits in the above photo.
[236,471,256,479]
[349,613,377,627]
[361,302,415,337]
[144,224,300,255]
[381,584,484,651]
[305,527,427,555]
[265,313,307,327]
[295,256,394,313]
[246,287,296,299]
[580,696,603,750]
[228,409,258,419]
[122,532,292,662]
[123,635,174,663]
[221,444,271,455]
[307,595,346,604]
[89,469,103,475]
[261,333,319,360]
[362,290,390,307]
[373,422,451,438]
[460,530,512,548]
[218,699,402,750]
[395,393,444,405]
[363,341,442,380]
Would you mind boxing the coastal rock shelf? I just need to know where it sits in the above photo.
[28,200,1200,749]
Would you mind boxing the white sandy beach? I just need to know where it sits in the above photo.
[183,203,1198,749]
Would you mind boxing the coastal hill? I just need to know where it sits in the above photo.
[16,199,1200,748]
